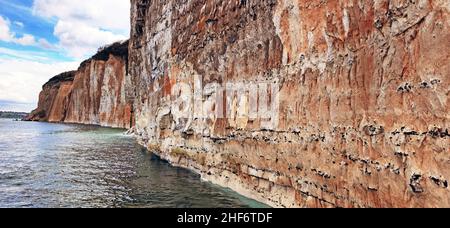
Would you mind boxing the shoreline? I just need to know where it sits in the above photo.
[147,148,276,208]
[133,135,283,208]
[146,149,273,208]
[12,120,271,208]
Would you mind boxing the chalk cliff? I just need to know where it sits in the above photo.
[27,41,132,129]
[127,0,449,208]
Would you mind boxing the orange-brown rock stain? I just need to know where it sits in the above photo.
[28,42,132,129]
[128,0,449,208]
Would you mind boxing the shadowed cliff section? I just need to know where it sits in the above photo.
[26,40,132,129]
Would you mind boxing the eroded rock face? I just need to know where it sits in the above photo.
[26,71,76,122]
[128,0,449,207]
[27,41,132,129]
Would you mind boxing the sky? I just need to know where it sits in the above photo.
[0,0,130,112]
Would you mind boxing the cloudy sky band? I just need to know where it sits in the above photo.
[0,0,130,112]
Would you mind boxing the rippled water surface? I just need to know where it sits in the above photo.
[0,119,267,208]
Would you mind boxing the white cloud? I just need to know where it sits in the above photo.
[0,0,32,13]
[15,34,36,46]
[32,0,130,31]
[14,21,24,28]
[0,15,38,46]
[53,20,126,58]
[0,47,53,62]
[32,0,130,58]
[0,15,14,42]
[38,38,56,50]
[0,101,34,112]
[0,54,79,111]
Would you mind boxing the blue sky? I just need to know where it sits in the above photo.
[0,0,71,62]
[0,0,130,112]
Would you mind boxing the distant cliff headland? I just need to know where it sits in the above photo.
[25,41,132,129]
[26,0,449,208]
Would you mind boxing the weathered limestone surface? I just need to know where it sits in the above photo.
[27,41,132,129]
[128,0,449,207]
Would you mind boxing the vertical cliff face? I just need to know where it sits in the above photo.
[65,41,131,128]
[27,41,132,129]
[128,0,449,207]
[26,71,76,122]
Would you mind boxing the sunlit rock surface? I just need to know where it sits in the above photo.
[26,71,76,123]
[27,41,132,129]
[127,0,449,207]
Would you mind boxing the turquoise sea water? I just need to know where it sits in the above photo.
[0,119,267,208]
